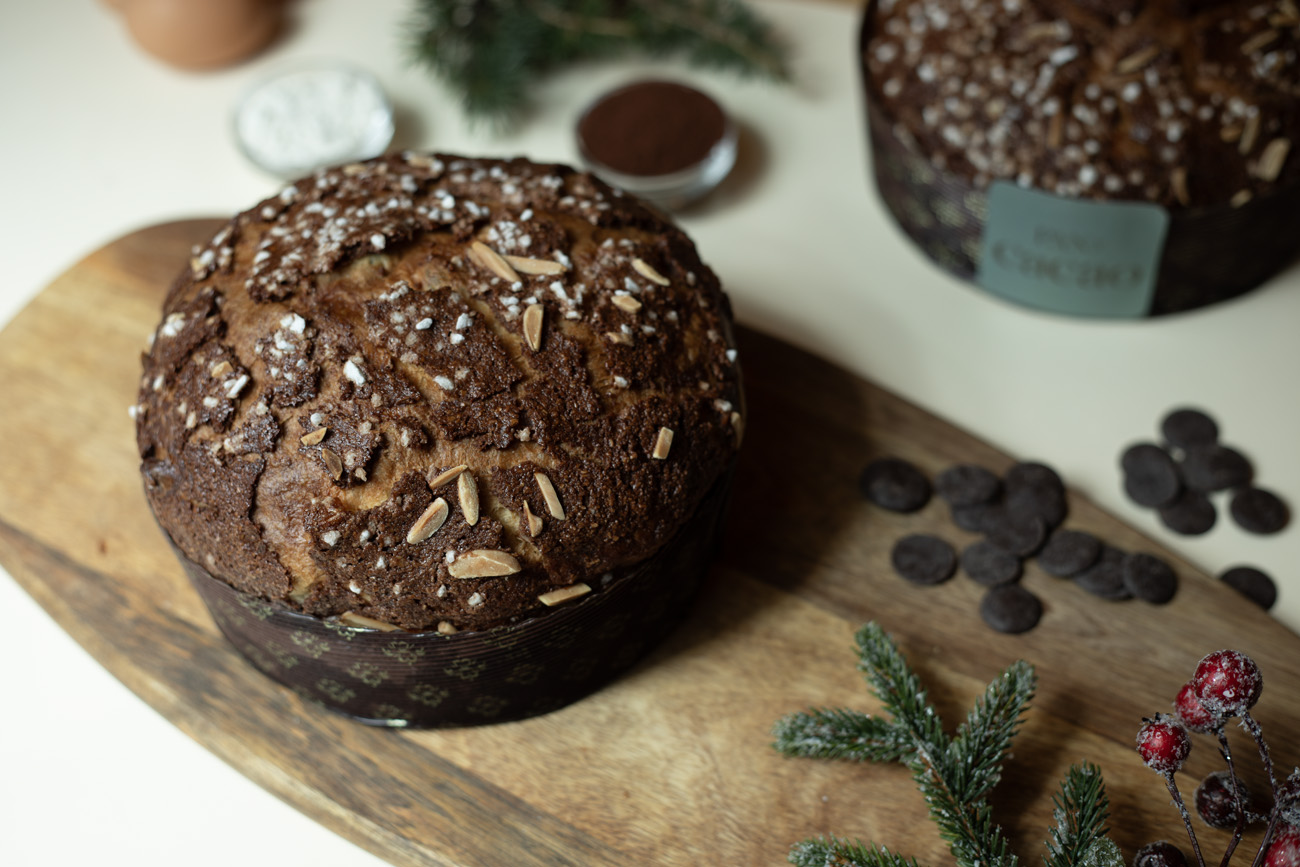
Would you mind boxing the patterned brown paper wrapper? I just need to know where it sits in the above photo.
[171,470,733,729]
[858,0,1300,318]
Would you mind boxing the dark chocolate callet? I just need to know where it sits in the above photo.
[1074,545,1132,600]
[960,540,1022,586]
[951,500,1001,533]
[1122,442,1183,508]
[1002,461,1068,528]
[1229,487,1290,534]
[979,584,1043,634]
[935,464,1001,507]
[1122,552,1178,604]
[859,457,931,513]
[1179,444,1253,492]
[1036,529,1102,577]
[1160,407,1219,451]
[1219,565,1277,611]
[984,513,1047,557]
[1158,489,1218,536]
[890,534,957,585]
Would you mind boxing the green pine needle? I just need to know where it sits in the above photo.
[405,0,790,128]
[774,622,1117,867]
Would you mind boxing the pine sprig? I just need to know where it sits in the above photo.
[789,837,923,867]
[405,0,789,127]
[1045,764,1113,867]
[772,622,1122,867]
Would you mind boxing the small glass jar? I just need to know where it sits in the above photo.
[576,80,738,211]
[234,61,395,178]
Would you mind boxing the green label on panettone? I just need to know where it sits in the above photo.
[977,182,1170,318]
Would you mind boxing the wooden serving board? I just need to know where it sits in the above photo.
[2,220,1297,866]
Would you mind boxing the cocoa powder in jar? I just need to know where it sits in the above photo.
[577,80,727,177]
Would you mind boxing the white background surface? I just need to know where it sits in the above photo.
[1,2,1297,865]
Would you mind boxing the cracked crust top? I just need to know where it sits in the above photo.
[134,152,742,633]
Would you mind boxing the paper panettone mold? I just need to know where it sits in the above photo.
[859,0,1300,318]
[134,152,743,726]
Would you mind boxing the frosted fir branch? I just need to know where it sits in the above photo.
[404,0,789,127]
[859,623,1026,867]
[773,707,912,764]
[775,622,1116,867]
[1045,764,1121,867]
[788,837,922,867]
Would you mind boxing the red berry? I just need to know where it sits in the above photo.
[1264,825,1300,867]
[1133,841,1190,867]
[1175,680,1220,733]
[1194,770,1252,829]
[1137,714,1191,773]
[1194,650,1262,717]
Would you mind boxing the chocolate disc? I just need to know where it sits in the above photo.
[935,464,1000,507]
[979,585,1043,634]
[1160,407,1219,451]
[1219,566,1277,610]
[1074,545,1132,600]
[984,513,1047,558]
[1122,552,1178,604]
[860,457,931,513]
[1036,529,1102,578]
[890,534,957,585]
[960,541,1022,587]
[1179,444,1252,492]
[1229,487,1290,534]
[1121,442,1182,508]
[1158,489,1218,536]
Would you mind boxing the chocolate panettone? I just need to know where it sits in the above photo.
[864,0,1298,207]
[134,152,742,649]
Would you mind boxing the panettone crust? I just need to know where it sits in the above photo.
[135,153,742,633]
[864,0,1299,207]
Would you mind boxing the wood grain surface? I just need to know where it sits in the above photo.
[1,220,1297,866]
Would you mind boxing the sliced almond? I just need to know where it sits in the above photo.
[300,427,328,446]
[730,411,745,447]
[1221,125,1243,143]
[339,612,401,632]
[1047,112,1064,150]
[321,447,344,480]
[1170,167,1190,206]
[535,472,566,520]
[605,331,634,346]
[1241,29,1279,55]
[523,501,543,537]
[523,303,544,351]
[1115,45,1160,75]
[631,257,671,286]
[652,427,674,460]
[210,360,233,378]
[1240,113,1261,155]
[611,294,642,313]
[448,549,522,579]
[469,241,520,283]
[436,620,459,635]
[1230,189,1253,208]
[1255,138,1291,182]
[538,583,592,607]
[458,471,480,526]
[407,498,449,544]
[503,254,567,276]
[429,464,469,488]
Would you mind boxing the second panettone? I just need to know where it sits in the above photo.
[861,0,1300,316]
[133,152,742,724]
